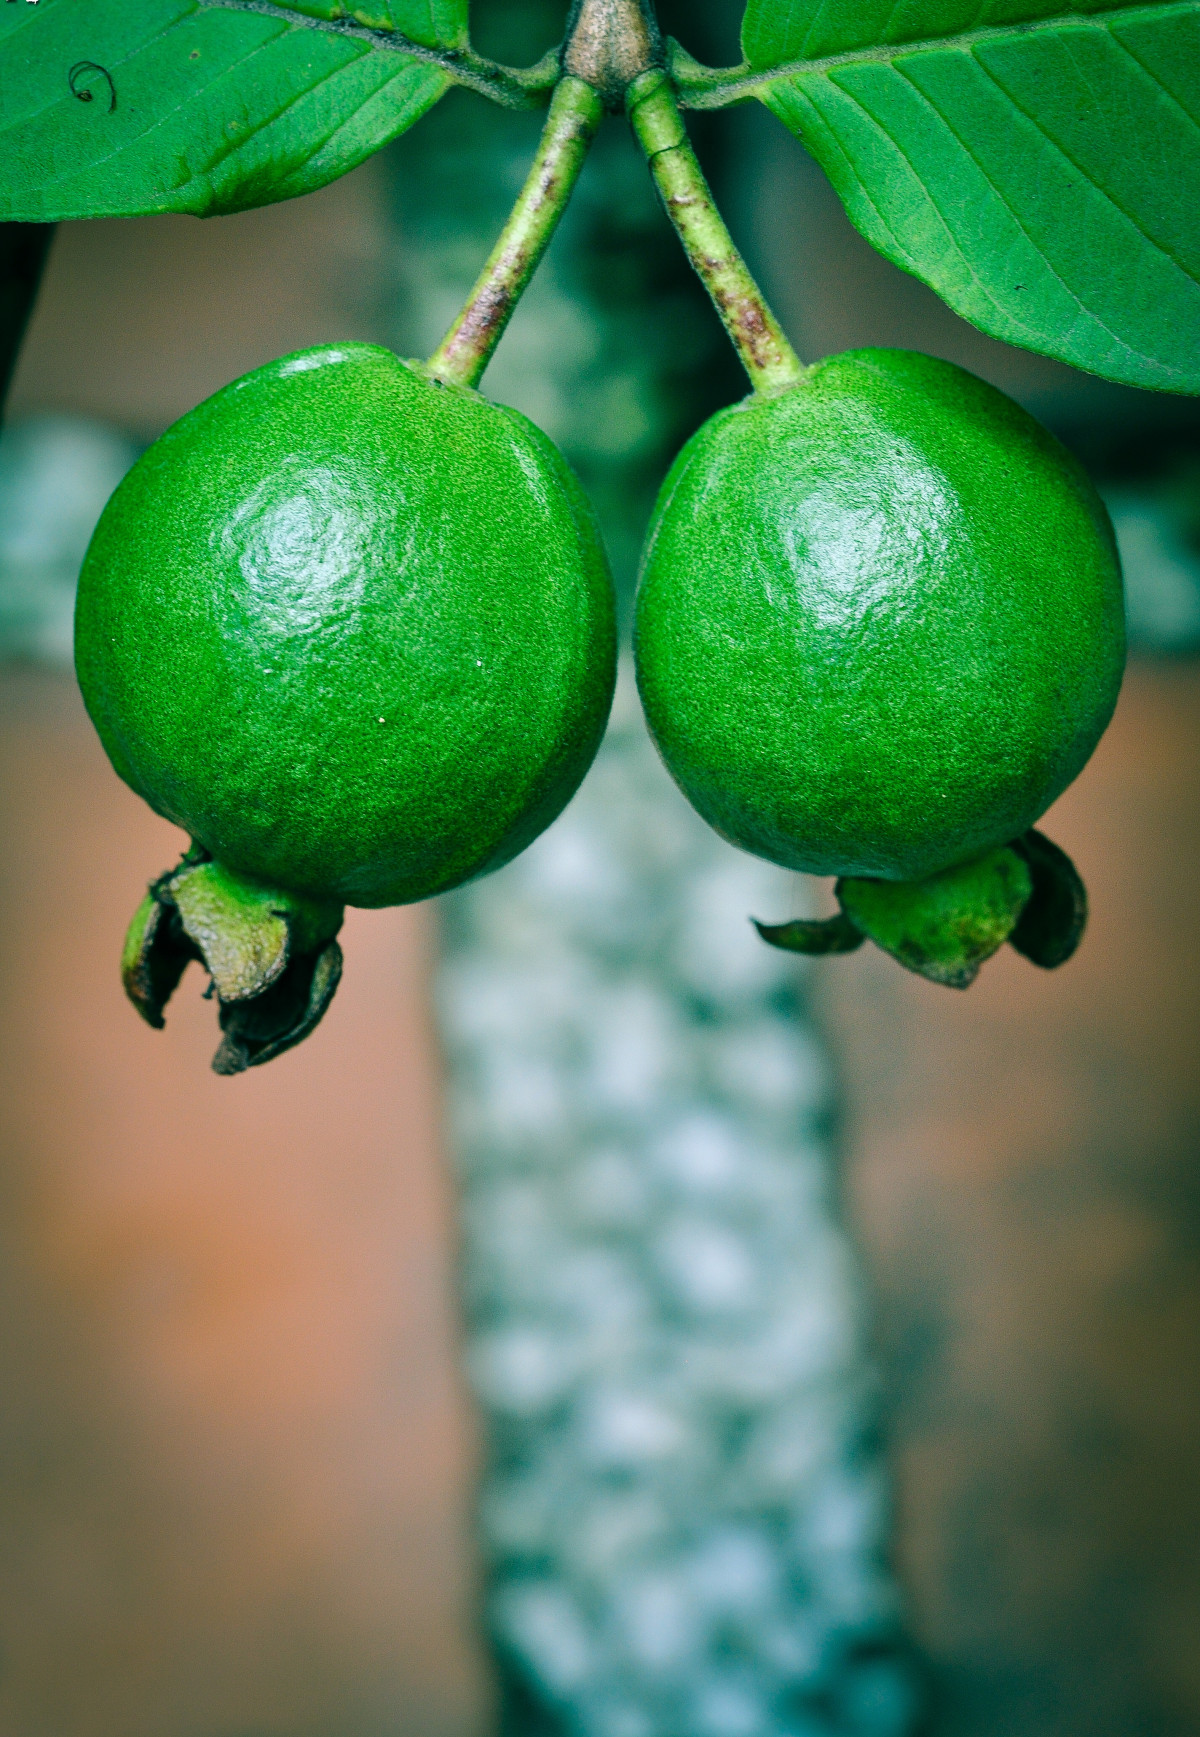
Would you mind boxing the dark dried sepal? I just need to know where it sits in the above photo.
[121,891,202,1028]
[212,939,343,1075]
[1008,829,1088,969]
[120,848,344,1072]
[837,846,1034,990]
[753,913,864,955]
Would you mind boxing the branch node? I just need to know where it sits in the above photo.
[563,0,662,108]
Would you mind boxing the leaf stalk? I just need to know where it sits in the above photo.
[205,0,557,109]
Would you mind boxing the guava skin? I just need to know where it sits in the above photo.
[634,348,1125,883]
[76,343,617,908]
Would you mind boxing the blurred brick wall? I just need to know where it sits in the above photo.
[0,671,489,1737]
[825,666,1200,1737]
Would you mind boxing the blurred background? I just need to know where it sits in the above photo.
[2,3,1199,1735]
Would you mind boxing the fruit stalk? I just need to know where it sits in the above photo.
[627,71,805,395]
[425,76,603,389]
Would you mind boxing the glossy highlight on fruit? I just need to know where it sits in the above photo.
[77,342,617,908]
[634,348,1125,887]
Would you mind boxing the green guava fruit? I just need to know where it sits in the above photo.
[634,348,1124,986]
[76,342,616,1066]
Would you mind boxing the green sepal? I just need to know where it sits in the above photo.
[121,847,344,1073]
[167,862,291,1004]
[1008,829,1088,969]
[837,846,1034,990]
[752,912,864,955]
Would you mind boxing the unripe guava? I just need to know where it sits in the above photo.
[634,348,1124,885]
[77,342,617,909]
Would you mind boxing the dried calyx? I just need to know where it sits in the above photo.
[122,847,344,1074]
[755,830,1088,989]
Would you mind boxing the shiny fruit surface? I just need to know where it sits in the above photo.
[76,343,616,907]
[634,349,1125,882]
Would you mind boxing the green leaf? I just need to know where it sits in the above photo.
[0,0,466,220]
[739,1,1200,393]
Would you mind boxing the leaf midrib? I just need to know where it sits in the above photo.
[203,0,444,67]
[679,0,1193,108]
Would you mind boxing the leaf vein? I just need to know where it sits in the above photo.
[173,47,375,189]
[968,38,1196,276]
[199,0,540,103]
[798,0,839,60]
[888,59,1147,355]
[201,0,429,63]
[782,87,916,267]
[823,74,1040,340]
[1104,20,1200,131]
